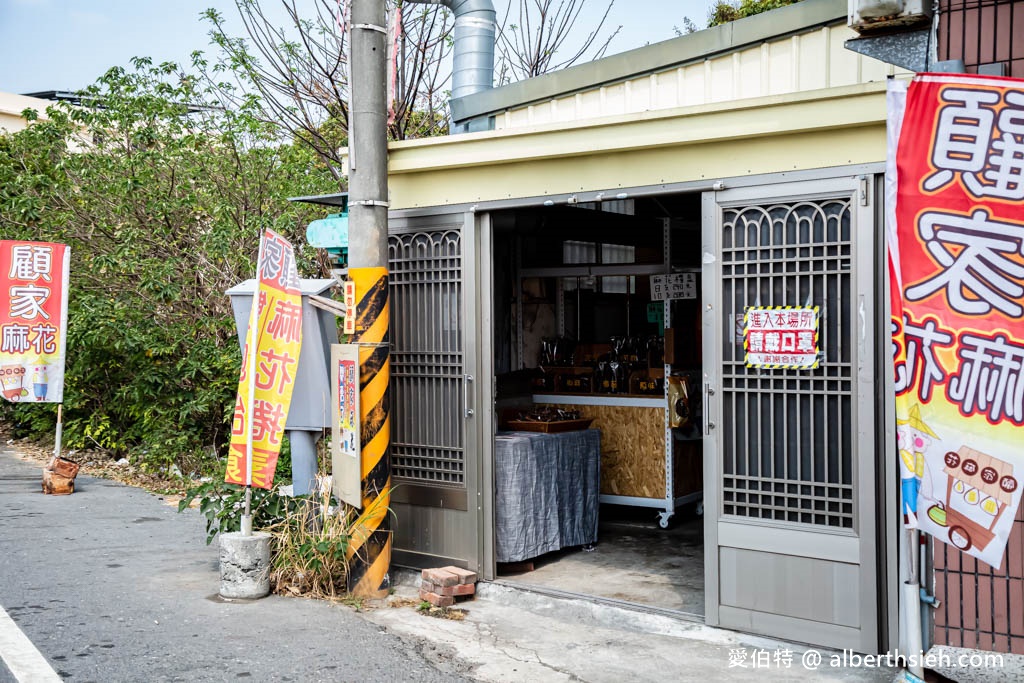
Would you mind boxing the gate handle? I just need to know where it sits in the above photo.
[464,375,475,417]
[704,383,715,435]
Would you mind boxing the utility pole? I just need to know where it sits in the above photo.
[346,0,392,599]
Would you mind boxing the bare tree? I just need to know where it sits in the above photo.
[204,0,453,182]
[496,0,621,84]
[203,0,621,182]
[390,2,453,140]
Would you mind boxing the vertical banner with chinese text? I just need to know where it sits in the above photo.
[225,230,303,489]
[888,74,1024,568]
[0,241,69,404]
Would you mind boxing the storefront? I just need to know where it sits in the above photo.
[309,0,909,656]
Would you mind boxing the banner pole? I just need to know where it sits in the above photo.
[242,231,267,537]
[53,404,63,461]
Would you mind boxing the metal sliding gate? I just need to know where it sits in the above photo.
[387,212,479,570]
[702,176,880,652]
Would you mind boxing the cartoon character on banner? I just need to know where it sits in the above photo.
[897,404,938,528]
[32,361,49,401]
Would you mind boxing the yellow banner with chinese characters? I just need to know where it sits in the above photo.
[225,229,303,489]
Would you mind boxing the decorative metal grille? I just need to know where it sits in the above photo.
[719,198,855,528]
[388,229,465,486]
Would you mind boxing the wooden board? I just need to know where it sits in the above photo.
[571,404,666,499]
[673,438,703,497]
[505,419,594,433]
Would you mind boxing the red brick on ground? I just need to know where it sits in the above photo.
[422,580,475,597]
[421,568,459,587]
[440,566,478,585]
[419,588,454,607]
[441,583,475,597]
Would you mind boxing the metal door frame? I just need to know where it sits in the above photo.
[475,211,497,580]
[702,173,881,651]
[387,209,482,571]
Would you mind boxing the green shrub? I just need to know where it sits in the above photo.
[708,0,801,27]
[0,57,337,474]
[177,479,300,545]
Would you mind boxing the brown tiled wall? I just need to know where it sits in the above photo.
[937,0,1024,79]
[934,502,1024,653]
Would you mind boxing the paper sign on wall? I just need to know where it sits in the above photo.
[343,281,356,336]
[331,343,361,508]
[743,306,820,370]
[650,273,697,301]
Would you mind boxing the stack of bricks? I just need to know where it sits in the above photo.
[419,566,477,607]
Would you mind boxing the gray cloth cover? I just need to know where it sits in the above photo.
[494,429,600,563]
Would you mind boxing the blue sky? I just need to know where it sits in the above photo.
[0,0,717,94]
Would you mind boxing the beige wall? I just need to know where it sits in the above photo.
[384,82,892,210]
[0,92,50,134]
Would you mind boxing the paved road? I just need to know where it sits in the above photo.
[0,448,466,683]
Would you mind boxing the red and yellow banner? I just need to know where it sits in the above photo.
[0,241,69,404]
[226,229,303,489]
[888,74,1024,568]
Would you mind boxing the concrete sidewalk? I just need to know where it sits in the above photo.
[370,573,898,683]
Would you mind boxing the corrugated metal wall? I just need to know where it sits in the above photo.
[494,24,898,131]
[934,502,1024,653]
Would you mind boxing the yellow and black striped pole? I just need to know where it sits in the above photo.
[346,266,391,598]
[347,0,391,599]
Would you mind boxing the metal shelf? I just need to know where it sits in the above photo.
[532,394,664,408]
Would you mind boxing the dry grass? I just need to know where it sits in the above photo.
[268,478,356,600]
[416,603,467,621]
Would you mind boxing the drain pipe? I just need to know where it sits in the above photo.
[904,528,927,682]
[406,0,496,126]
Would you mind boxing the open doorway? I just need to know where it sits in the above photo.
[488,193,707,617]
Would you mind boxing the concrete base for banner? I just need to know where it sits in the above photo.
[219,531,272,599]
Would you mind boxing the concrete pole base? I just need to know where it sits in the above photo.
[219,531,272,599]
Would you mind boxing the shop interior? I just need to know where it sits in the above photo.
[490,194,707,617]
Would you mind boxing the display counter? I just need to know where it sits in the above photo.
[532,393,701,526]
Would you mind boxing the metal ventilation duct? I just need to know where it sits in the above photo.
[406,0,496,99]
